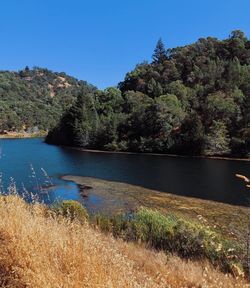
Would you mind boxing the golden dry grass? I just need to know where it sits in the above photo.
[0,195,248,288]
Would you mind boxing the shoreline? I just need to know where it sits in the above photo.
[62,145,250,162]
[62,175,250,240]
[62,175,249,210]
[0,132,47,139]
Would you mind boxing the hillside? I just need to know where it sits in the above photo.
[0,195,248,288]
[0,67,96,133]
[46,30,250,157]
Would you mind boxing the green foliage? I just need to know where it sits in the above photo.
[206,92,238,120]
[44,30,250,157]
[46,88,99,147]
[0,67,96,132]
[93,208,244,274]
[204,121,230,155]
[152,38,168,64]
[52,200,88,222]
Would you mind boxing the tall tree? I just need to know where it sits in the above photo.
[47,30,250,157]
[204,121,230,155]
[152,38,167,64]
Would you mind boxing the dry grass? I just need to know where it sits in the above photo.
[0,195,248,288]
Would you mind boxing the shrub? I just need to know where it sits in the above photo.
[131,208,177,248]
[52,200,88,222]
[94,208,244,274]
[94,214,113,232]
[0,195,246,287]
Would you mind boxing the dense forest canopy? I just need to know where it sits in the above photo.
[46,30,250,157]
[1,30,249,157]
[0,67,96,132]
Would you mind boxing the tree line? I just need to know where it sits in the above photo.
[1,30,249,157]
[46,30,250,157]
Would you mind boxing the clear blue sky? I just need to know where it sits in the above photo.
[0,0,249,89]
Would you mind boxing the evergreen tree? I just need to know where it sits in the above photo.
[46,30,250,157]
[152,38,167,63]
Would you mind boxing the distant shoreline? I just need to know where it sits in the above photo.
[62,145,250,162]
[0,132,47,139]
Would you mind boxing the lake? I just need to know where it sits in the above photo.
[0,138,249,206]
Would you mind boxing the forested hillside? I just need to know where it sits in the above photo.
[46,30,250,157]
[0,67,96,132]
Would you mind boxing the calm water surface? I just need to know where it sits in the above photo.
[0,138,249,207]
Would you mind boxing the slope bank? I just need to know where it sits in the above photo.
[0,195,248,288]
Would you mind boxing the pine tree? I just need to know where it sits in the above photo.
[152,38,167,63]
[70,92,98,147]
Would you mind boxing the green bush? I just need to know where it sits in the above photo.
[94,214,113,232]
[131,208,176,248]
[52,200,88,222]
[94,208,244,274]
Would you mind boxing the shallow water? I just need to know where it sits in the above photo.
[0,138,249,206]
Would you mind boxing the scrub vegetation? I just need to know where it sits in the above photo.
[0,195,248,288]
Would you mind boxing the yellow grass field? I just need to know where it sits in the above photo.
[0,195,248,288]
